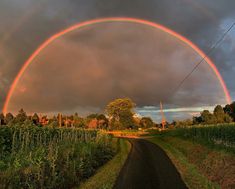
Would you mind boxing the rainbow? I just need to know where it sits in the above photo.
[2,17,231,114]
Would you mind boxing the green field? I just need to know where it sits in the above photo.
[0,126,117,189]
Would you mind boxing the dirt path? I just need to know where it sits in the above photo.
[113,139,188,189]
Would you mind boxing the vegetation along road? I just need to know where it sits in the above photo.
[113,139,188,189]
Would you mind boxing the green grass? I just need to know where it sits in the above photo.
[79,138,131,189]
[149,136,220,189]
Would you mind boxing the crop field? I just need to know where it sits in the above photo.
[0,126,116,189]
[172,124,235,149]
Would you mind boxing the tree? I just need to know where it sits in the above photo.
[119,110,136,129]
[214,105,225,123]
[97,114,109,129]
[73,113,85,128]
[86,114,109,129]
[201,110,216,124]
[48,116,59,127]
[172,119,193,128]
[105,98,136,130]
[32,113,40,125]
[214,105,233,123]
[193,116,202,125]
[0,113,5,126]
[15,109,27,124]
[224,102,235,121]
[140,117,154,129]
[224,113,233,123]
[5,113,14,125]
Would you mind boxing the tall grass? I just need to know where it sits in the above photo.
[170,124,235,150]
[0,125,116,189]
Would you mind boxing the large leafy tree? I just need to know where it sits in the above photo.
[105,98,136,129]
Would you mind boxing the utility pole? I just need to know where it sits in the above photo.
[160,101,166,130]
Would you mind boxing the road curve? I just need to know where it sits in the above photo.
[113,139,188,189]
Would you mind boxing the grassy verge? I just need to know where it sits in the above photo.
[149,136,220,189]
[79,138,131,189]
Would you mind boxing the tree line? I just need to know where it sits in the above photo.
[0,98,155,130]
[173,102,235,127]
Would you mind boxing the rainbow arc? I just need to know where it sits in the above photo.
[3,17,231,114]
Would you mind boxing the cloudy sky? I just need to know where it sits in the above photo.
[0,0,235,122]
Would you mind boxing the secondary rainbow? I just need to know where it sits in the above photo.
[2,17,231,114]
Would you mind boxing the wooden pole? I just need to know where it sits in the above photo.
[160,101,166,130]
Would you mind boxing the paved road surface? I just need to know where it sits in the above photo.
[113,139,188,189]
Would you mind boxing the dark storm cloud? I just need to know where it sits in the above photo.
[7,23,224,115]
[0,0,235,114]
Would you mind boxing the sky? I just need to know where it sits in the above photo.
[0,0,235,122]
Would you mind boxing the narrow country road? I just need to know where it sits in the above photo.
[113,139,188,189]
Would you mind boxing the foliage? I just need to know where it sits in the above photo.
[86,114,109,129]
[0,113,5,126]
[32,113,40,125]
[15,109,27,124]
[172,124,235,150]
[139,117,154,129]
[223,102,235,121]
[189,104,233,126]
[5,113,14,125]
[173,119,193,128]
[0,126,116,189]
[105,98,136,130]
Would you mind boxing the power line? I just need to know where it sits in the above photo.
[172,22,235,94]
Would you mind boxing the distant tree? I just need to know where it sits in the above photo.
[105,98,136,130]
[15,109,27,124]
[32,113,40,125]
[97,114,109,129]
[85,114,109,129]
[23,117,34,126]
[87,114,99,120]
[214,105,225,123]
[173,119,193,128]
[201,110,216,124]
[140,117,154,129]
[48,116,59,127]
[5,113,14,125]
[73,113,85,128]
[214,105,233,123]
[223,102,235,121]
[224,114,233,123]
[193,116,202,125]
[0,113,5,126]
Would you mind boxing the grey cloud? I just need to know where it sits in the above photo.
[7,23,225,116]
[0,0,235,119]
